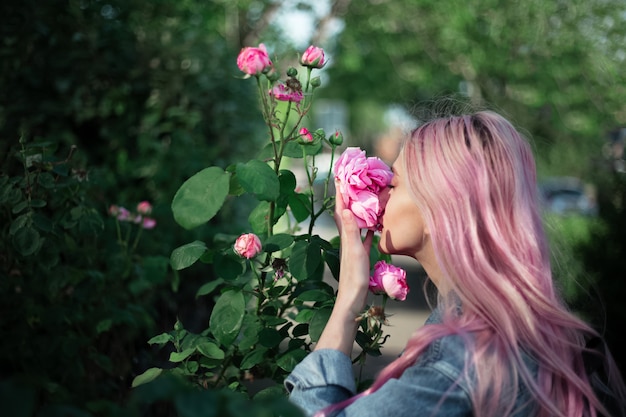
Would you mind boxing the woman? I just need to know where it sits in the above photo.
[285,110,626,416]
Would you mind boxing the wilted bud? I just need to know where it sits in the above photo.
[286,67,298,77]
[329,130,344,146]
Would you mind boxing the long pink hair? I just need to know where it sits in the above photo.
[318,111,626,416]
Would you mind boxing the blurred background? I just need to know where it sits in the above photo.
[1,0,625,415]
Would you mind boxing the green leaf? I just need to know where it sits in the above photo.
[248,201,271,235]
[238,320,261,352]
[309,308,332,342]
[240,348,267,370]
[12,226,40,256]
[131,367,163,388]
[169,348,195,363]
[263,233,294,253]
[170,240,207,270]
[9,213,31,236]
[258,328,284,348]
[236,160,280,201]
[276,349,308,372]
[148,333,174,346]
[294,309,315,323]
[171,167,230,230]
[196,278,224,298]
[288,240,323,281]
[209,290,245,346]
[279,169,297,194]
[212,253,243,280]
[288,193,311,223]
[296,289,333,302]
[196,342,225,360]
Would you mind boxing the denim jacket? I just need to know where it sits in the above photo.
[285,307,537,417]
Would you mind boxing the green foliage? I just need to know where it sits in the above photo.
[0,138,168,410]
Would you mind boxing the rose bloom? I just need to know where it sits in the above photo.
[137,201,152,215]
[234,233,262,259]
[269,83,303,103]
[369,261,409,301]
[300,45,326,69]
[299,127,313,142]
[333,147,393,230]
[237,44,272,76]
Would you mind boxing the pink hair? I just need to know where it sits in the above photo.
[318,111,625,417]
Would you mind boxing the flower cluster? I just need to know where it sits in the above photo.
[109,201,157,230]
[369,261,409,301]
[237,44,326,104]
[333,147,394,230]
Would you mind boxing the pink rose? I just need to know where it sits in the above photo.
[369,261,409,301]
[117,207,131,221]
[137,201,152,215]
[300,45,326,69]
[237,44,273,76]
[269,83,303,103]
[299,127,313,143]
[142,217,157,230]
[234,233,262,259]
[333,147,393,230]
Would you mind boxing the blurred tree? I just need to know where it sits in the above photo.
[321,0,626,178]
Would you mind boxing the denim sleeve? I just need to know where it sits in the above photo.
[284,349,357,415]
[285,349,472,417]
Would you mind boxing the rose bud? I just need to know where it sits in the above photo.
[369,261,409,301]
[300,45,326,69]
[234,233,262,259]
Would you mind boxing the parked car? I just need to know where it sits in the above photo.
[538,177,597,216]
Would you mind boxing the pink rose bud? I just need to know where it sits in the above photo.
[329,130,343,146]
[117,207,131,221]
[269,83,303,103]
[137,201,152,215]
[333,147,393,230]
[299,127,314,143]
[109,205,120,216]
[300,45,326,69]
[369,261,409,301]
[142,217,157,230]
[234,233,262,259]
[237,44,273,76]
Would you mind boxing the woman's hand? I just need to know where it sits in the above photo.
[314,181,374,355]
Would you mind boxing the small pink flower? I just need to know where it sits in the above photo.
[234,233,262,259]
[300,45,326,69]
[133,214,143,224]
[137,201,152,215]
[269,83,303,103]
[117,207,131,221]
[142,217,157,230]
[299,127,313,142]
[333,147,393,230]
[369,261,409,301]
[237,44,273,76]
[109,205,120,216]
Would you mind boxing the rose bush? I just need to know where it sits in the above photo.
[133,44,409,406]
